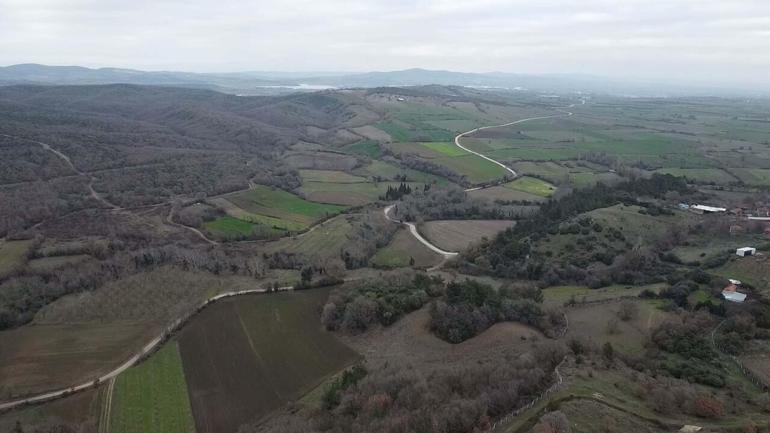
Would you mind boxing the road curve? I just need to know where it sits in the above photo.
[454,106,577,179]
[0,286,293,412]
[383,205,458,258]
[384,102,581,260]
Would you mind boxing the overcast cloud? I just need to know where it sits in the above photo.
[0,0,768,88]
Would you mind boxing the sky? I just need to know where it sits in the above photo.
[1,0,769,88]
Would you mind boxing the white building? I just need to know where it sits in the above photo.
[691,204,727,213]
[736,247,757,257]
[722,291,747,303]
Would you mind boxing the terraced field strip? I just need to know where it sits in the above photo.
[421,220,515,252]
[109,342,196,433]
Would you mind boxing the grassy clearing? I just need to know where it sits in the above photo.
[371,228,442,269]
[178,289,359,433]
[0,239,33,278]
[110,342,196,433]
[503,176,556,197]
[542,283,666,307]
[420,220,515,252]
[565,300,668,356]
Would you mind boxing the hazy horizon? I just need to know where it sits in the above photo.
[1,0,769,91]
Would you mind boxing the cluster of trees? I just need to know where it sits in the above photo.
[651,312,726,387]
[0,243,269,330]
[380,182,413,201]
[244,342,567,433]
[396,185,530,222]
[429,280,565,343]
[462,174,692,284]
[321,273,444,333]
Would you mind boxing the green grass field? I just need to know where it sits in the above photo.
[421,141,467,157]
[223,185,346,228]
[109,342,196,433]
[732,168,770,186]
[343,140,382,158]
[202,215,285,239]
[0,239,33,278]
[262,214,354,259]
[503,176,556,197]
[371,228,442,268]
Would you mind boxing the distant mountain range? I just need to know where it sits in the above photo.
[0,64,763,97]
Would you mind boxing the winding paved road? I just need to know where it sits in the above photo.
[385,101,581,259]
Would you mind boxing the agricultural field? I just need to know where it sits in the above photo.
[0,322,156,399]
[208,185,346,234]
[731,168,770,186]
[177,289,359,433]
[503,176,556,197]
[420,220,515,252]
[109,342,196,433]
[371,228,442,268]
[0,239,34,278]
[358,160,451,186]
[297,164,448,206]
[386,141,508,184]
[202,215,282,239]
[467,185,546,203]
[261,214,355,258]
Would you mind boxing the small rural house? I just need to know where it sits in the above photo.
[736,247,757,257]
[722,284,747,303]
[679,426,702,433]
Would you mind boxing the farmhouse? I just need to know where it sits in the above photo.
[722,283,747,303]
[736,247,757,257]
[679,426,702,433]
